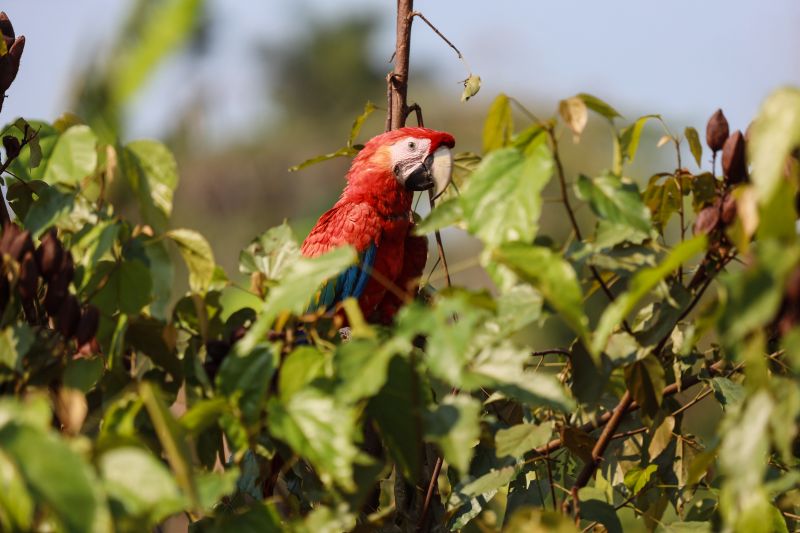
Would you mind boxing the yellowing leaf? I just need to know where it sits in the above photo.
[559,96,588,142]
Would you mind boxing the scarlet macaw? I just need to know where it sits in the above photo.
[302,127,455,323]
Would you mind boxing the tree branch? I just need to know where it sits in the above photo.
[388,0,414,130]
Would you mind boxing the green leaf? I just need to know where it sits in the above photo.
[624,463,658,494]
[656,522,711,533]
[718,242,799,345]
[0,423,99,533]
[710,377,744,410]
[593,235,706,353]
[414,197,463,235]
[347,100,376,147]
[644,176,682,231]
[684,126,703,167]
[280,346,327,401]
[179,398,229,436]
[62,357,104,393]
[110,0,204,105]
[494,243,591,350]
[483,93,513,153]
[462,343,575,411]
[288,146,357,172]
[579,487,622,533]
[99,447,186,525]
[620,115,659,164]
[424,394,480,474]
[495,423,553,458]
[144,239,174,320]
[367,356,423,481]
[90,259,154,315]
[448,465,519,529]
[719,391,773,529]
[6,121,59,181]
[167,229,215,293]
[237,246,357,355]
[504,507,579,532]
[575,172,653,240]
[0,324,33,372]
[625,356,666,421]
[577,93,622,120]
[267,388,361,491]
[23,185,75,238]
[43,125,97,186]
[461,142,553,246]
[139,382,199,511]
[0,450,34,531]
[461,74,482,102]
[119,140,179,232]
[217,343,276,424]
[238,222,300,280]
[748,87,800,204]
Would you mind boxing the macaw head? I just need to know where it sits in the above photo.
[344,127,456,206]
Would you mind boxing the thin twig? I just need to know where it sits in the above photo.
[547,126,632,333]
[532,348,571,358]
[409,11,471,74]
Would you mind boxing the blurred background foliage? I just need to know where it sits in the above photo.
[9,0,698,285]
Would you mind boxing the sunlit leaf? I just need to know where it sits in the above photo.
[748,87,800,204]
[424,394,480,474]
[461,74,482,102]
[119,140,179,233]
[461,140,552,246]
[494,242,591,351]
[483,93,513,153]
[167,229,215,293]
[684,126,703,167]
[594,236,706,353]
[577,93,622,120]
[620,115,659,164]
[267,388,361,491]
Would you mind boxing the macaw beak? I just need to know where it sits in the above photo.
[402,146,453,199]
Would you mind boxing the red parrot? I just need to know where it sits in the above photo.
[302,127,455,323]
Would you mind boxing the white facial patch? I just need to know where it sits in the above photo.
[389,137,432,173]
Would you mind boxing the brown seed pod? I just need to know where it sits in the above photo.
[786,267,800,303]
[0,223,20,255]
[706,109,730,152]
[229,325,248,344]
[58,294,81,339]
[0,12,24,98]
[35,229,63,281]
[8,229,33,262]
[693,204,720,235]
[2,135,19,159]
[721,130,748,184]
[44,272,69,316]
[17,251,38,302]
[721,193,737,225]
[59,252,74,284]
[75,305,100,346]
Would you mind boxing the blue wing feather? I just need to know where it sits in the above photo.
[306,243,377,313]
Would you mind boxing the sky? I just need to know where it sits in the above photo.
[4,0,800,143]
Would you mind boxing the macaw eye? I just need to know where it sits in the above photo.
[408,141,416,151]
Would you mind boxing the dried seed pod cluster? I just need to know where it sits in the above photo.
[693,109,750,247]
[0,12,24,112]
[0,224,99,345]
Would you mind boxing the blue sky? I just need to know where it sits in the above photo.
[5,0,800,141]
